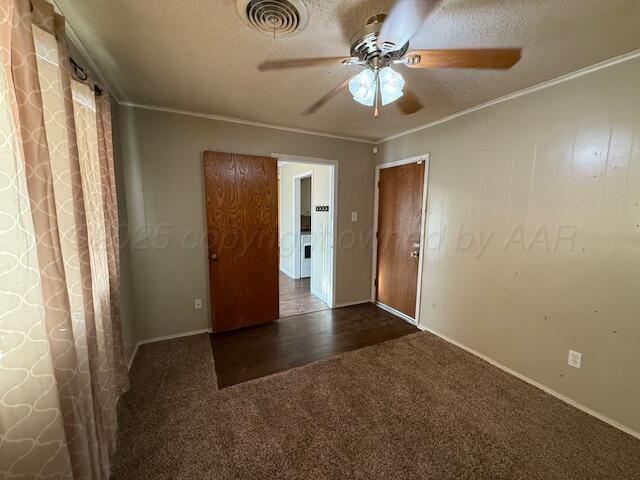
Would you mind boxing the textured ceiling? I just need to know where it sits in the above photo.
[56,0,640,142]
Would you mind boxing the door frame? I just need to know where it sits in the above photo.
[292,170,313,279]
[371,153,430,327]
[273,153,338,308]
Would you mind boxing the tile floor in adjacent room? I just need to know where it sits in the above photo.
[279,272,328,318]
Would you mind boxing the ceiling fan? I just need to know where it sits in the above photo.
[257,0,522,118]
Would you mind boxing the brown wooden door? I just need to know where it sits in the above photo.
[375,161,425,318]
[204,151,279,332]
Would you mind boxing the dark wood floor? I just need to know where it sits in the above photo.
[210,302,419,388]
[279,272,328,318]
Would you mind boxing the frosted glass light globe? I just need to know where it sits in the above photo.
[379,67,405,105]
[348,69,377,106]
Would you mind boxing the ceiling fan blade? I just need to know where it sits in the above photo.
[397,89,423,115]
[403,48,522,69]
[303,77,353,115]
[258,57,353,71]
[378,0,441,52]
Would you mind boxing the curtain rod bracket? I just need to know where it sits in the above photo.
[70,57,88,81]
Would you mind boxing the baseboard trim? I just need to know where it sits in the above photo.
[310,286,327,304]
[417,324,640,440]
[333,299,371,308]
[137,328,213,346]
[375,301,417,326]
[127,343,139,371]
[279,265,295,279]
[127,328,213,371]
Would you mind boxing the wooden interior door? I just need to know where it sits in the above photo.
[375,161,425,318]
[204,151,279,332]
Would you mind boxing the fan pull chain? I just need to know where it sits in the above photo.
[373,70,380,118]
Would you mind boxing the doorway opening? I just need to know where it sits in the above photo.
[277,157,336,318]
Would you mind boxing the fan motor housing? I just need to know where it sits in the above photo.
[236,0,309,37]
[350,14,408,69]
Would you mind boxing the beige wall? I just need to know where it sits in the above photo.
[118,106,374,341]
[111,101,137,360]
[378,58,640,433]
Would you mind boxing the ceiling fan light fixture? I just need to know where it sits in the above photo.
[348,67,405,109]
[379,67,404,105]
[348,69,377,107]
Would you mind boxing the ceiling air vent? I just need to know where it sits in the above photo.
[237,0,309,38]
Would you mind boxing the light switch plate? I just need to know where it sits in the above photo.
[351,211,358,222]
[194,298,202,310]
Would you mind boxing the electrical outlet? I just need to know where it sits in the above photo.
[194,298,202,310]
[568,350,582,369]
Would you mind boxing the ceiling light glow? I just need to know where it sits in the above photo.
[379,67,404,105]
[348,67,404,108]
[348,69,376,107]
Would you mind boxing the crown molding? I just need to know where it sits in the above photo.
[47,0,640,147]
[118,102,377,144]
[380,49,640,144]
[126,49,640,146]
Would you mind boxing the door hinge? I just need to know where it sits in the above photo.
[374,278,378,287]
[375,231,378,239]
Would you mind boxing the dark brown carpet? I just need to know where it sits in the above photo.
[112,332,640,479]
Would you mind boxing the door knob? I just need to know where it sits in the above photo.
[210,253,218,260]
[410,250,419,258]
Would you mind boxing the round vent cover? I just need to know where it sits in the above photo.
[236,0,309,38]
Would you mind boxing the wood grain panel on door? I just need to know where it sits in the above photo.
[204,151,279,332]
[376,162,425,318]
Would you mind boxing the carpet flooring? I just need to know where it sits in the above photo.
[112,332,640,479]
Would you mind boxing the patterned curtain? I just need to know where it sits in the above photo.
[0,1,129,478]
